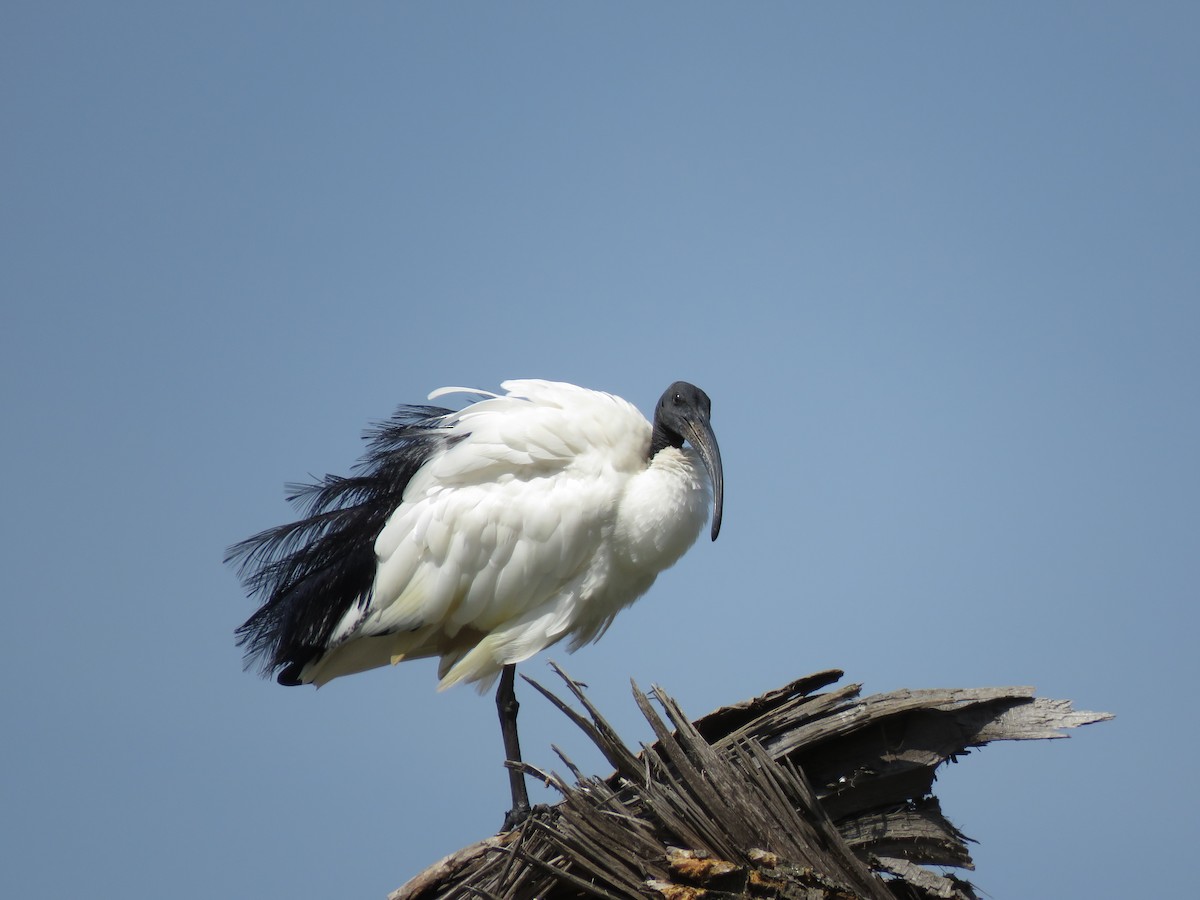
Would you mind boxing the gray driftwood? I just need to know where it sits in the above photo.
[392,667,1111,900]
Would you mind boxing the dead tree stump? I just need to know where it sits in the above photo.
[392,666,1111,900]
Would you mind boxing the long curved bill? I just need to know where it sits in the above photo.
[683,417,724,541]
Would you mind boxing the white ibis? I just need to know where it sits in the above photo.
[228,379,723,828]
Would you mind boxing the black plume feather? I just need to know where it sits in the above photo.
[227,404,456,684]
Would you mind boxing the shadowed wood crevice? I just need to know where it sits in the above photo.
[392,667,1111,900]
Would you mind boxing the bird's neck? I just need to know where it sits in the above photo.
[649,421,681,459]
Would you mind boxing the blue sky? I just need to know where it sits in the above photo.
[3,3,1196,898]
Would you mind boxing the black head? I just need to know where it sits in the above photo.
[651,381,724,541]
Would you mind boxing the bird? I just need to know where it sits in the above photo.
[227,379,723,828]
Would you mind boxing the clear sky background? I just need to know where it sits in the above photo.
[3,3,1196,898]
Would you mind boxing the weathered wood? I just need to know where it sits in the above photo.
[391,667,1111,900]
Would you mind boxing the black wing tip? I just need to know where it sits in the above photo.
[228,402,457,689]
[235,623,314,687]
[276,662,306,686]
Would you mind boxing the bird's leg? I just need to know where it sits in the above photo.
[496,664,531,831]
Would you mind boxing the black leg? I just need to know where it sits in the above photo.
[496,664,531,830]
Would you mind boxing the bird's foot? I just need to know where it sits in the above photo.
[500,801,531,832]
[500,801,554,833]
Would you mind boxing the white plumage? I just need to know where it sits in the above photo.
[230,378,722,827]
[306,380,712,688]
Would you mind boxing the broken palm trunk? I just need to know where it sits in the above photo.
[393,667,1111,900]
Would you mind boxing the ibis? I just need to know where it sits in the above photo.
[228,379,723,828]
